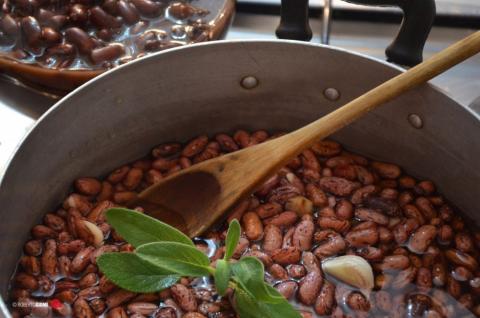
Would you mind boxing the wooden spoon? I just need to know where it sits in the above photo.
[132,31,480,237]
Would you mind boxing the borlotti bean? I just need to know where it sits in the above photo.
[0,0,214,69]
[8,130,480,317]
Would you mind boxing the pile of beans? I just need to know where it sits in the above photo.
[0,0,216,69]
[8,130,480,317]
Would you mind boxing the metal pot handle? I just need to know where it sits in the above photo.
[275,0,313,41]
[276,0,436,66]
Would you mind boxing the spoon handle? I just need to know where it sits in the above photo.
[285,30,480,153]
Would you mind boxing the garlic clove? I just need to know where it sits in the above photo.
[322,255,374,290]
[82,220,104,247]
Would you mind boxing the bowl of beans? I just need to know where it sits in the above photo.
[1,41,479,317]
[0,0,234,93]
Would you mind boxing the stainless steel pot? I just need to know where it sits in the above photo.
[0,40,479,316]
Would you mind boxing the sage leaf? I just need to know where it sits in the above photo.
[214,259,231,296]
[231,257,283,303]
[224,219,241,261]
[136,242,212,277]
[106,208,193,247]
[97,252,179,293]
[234,285,302,318]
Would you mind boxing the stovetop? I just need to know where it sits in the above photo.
[1,11,479,175]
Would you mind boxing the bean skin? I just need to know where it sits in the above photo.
[298,271,323,305]
[275,281,298,299]
[65,27,96,54]
[263,224,282,253]
[292,217,315,251]
[408,225,437,254]
[242,212,263,241]
[21,16,41,52]
[314,281,335,315]
[171,284,197,312]
[345,227,379,247]
[271,247,301,265]
[354,208,389,225]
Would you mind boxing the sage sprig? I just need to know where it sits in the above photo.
[97,208,301,318]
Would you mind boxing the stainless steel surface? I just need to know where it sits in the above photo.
[0,78,54,177]
[0,42,479,317]
[321,0,332,44]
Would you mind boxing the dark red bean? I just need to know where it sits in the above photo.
[41,27,61,44]
[65,27,96,55]
[90,43,126,64]
[21,16,42,52]
[89,6,123,29]
[117,0,140,24]
[131,0,162,17]
[69,4,89,25]
[0,14,20,36]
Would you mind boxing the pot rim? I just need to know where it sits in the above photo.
[1,38,475,187]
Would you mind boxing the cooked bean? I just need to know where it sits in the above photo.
[345,227,379,247]
[271,247,301,265]
[242,212,263,241]
[21,16,41,51]
[445,249,479,271]
[313,234,346,259]
[379,255,410,271]
[311,140,341,157]
[371,161,401,179]
[131,0,162,16]
[171,284,197,312]
[65,27,96,55]
[314,281,335,315]
[298,271,323,305]
[347,292,370,311]
[73,297,95,318]
[292,217,314,251]
[275,281,297,299]
[264,211,298,227]
[355,208,389,225]
[263,224,282,253]
[269,263,288,280]
[319,177,356,196]
[408,225,437,254]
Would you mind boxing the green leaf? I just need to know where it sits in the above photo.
[214,259,231,296]
[234,285,302,318]
[136,242,212,277]
[231,257,283,303]
[224,219,241,261]
[97,252,179,293]
[106,208,193,247]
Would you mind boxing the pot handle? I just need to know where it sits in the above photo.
[275,0,313,41]
[276,0,436,66]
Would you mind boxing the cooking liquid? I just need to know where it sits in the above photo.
[8,204,479,318]
[7,135,480,317]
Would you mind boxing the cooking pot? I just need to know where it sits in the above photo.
[0,39,479,316]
